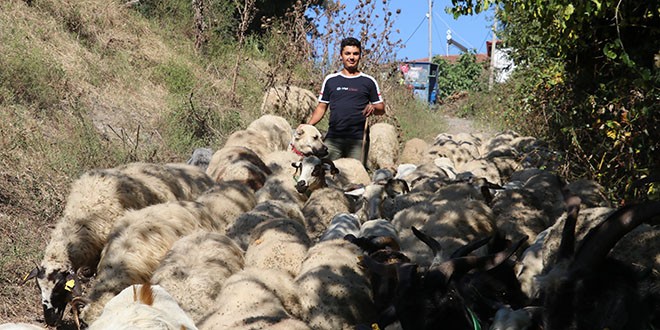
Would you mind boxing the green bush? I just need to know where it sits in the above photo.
[433,52,485,100]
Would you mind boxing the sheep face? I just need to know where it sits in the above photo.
[292,125,328,157]
[24,265,80,326]
[291,156,338,193]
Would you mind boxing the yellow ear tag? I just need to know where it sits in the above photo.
[371,323,381,330]
[23,272,30,282]
[65,279,75,292]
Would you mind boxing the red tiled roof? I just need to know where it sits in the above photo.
[409,53,489,64]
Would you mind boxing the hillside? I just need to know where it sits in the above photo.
[0,0,453,326]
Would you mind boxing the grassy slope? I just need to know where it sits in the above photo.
[0,0,446,325]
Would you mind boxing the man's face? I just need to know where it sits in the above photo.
[340,45,361,71]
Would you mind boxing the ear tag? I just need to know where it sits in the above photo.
[23,272,30,282]
[371,323,381,330]
[65,279,75,292]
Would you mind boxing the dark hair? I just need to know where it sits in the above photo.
[340,37,361,53]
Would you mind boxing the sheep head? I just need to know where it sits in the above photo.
[23,264,82,326]
[292,125,328,157]
[291,156,338,193]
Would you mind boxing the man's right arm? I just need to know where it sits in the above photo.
[307,102,327,126]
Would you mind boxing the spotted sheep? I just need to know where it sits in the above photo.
[23,162,214,327]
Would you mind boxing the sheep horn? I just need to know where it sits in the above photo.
[21,262,40,285]
[433,236,526,282]
[556,176,582,263]
[359,254,398,277]
[570,201,660,274]
[411,226,442,264]
[450,236,490,259]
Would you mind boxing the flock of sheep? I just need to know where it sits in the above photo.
[7,112,660,330]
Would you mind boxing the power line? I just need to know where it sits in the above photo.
[432,11,475,49]
[402,16,427,49]
[478,30,491,53]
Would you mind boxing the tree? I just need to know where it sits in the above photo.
[447,0,660,202]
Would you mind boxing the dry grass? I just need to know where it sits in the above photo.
[0,0,458,326]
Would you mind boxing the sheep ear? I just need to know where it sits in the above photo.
[22,266,40,285]
[65,271,83,296]
[291,161,302,168]
[321,159,339,175]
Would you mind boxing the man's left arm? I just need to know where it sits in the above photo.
[362,77,385,117]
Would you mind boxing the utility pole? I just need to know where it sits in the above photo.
[488,7,498,90]
[428,0,432,62]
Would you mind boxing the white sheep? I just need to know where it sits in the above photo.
[255,171,307,209]
[319,213,362,242]
[197,267,304,330]
[81,200,223,323]
[291,156,339,194]
[302,187,353,241]
[151,231,245,324]
[332,157,372,188]
[295,239,376,329]
[398,138,428,165]
[26,162,214,327]
[226,199,305,250]
[367,122,399,171]
[205,146,272,192]
[195,181,257,233]
[393,197,495,266]
[245,218,311,276]
[246,114,293,154]
[223,129,272,159]
[359,219,399,244]
[87,283,197,330]
[260,85,317,124]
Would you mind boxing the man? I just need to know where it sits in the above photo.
[305,37,385,162]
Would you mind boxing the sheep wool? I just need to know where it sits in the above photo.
[245,218,311,276]
[295,239,376,330]
[206,146,272,192]
[260,85,317,124]
[151,232,245,324]
[82,201,222,323]
[198,267,303,330]
[398,138,428,165]
[195,181,257,233]
[302,187,353,241]
[223,129,272,159]
[246,114,293,154]
[332,157,371,187]
[88,284,197,330]
[367,123,399,171]
[226,199,305,250]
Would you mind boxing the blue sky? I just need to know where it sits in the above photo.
[310,0,495,61]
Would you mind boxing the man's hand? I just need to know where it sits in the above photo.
[362,104,376,117]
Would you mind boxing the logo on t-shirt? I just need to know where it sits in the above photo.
[336,87,358,91]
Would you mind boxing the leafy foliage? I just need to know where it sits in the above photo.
[448,0,660,203]
[432,52,485,100]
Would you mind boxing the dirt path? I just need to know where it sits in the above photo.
[442,113,496,138]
